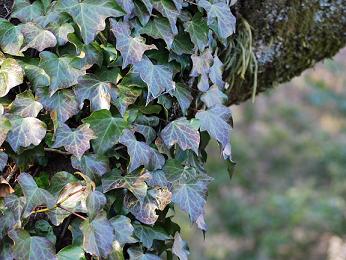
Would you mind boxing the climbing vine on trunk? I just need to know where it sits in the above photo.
[0,0,238,259]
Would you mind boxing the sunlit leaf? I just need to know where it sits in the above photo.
[0,58,24,98]
[9,90,43,118]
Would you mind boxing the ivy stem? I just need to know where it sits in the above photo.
[44,148,70,156]
[57,205,87,221]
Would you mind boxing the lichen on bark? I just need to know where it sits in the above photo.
[226,0,346,104]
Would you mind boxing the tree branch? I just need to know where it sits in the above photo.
[226,0,346,104]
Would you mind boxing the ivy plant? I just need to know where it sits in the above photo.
[0,0,237,259]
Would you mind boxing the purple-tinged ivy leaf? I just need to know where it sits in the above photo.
[200,85,227,108]
[172,83,192,115]
[119,129,165,172]
[0,152,8,172]
[172,232,189,260]
[102,169,150,202]
[8,229,57,260]
[86,190,107,220]
[36,87,79,123]
[80,212,114,258]
[124,187,172,225]
[7,116,46,152]
[52,123,96,159]
[111,20,157,69]
[9,90,43,118]
[74,75,118,111]
[133,56,175,104]
[161,117,200,154]
[110,216,137,245]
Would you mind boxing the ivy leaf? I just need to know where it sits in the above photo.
[147,170,169,188]
[11,0,44,23]
[8,229,57,260]
[102,169,150,202]
[116,0,135,17]
[197,0,236,39]
[0,115,12,146]
[134,124,156,144]
[164,161,213,222]
[172,232,189,260]
[20,22,57,52]
[153,0,180,35]
[133,223,170,248]
[209,55,225,88]
[49,23,75,46]
[48,171,79,195]
[71,154,109,179]
[83,110,127,154]
[119,129,165,172]
[171,32,194,55]
[21,63,50,89]
[124,187,172,225]
[111,20,157,69]
[161,117,200,154]
[172,83,192,115]
[39,51,86,96]
[0,19,24,56]
[57,245,84,260]
[195,105,232,147]
[127,246,161,260]
[57,0,125,44]
[7,117,46,152]
[184,13,208,51]
[110,216,137,245]
[51,123,96,159]
[74,75,118,111]
[0,58,24,98]
[80,212,114,258]
[86,190,107,219]
[140,17,175,48]
[9,90,43,118]
[200,85,227,108]
[36,87,79,123]
[133,56,175,104]
[0,152,8,171]
[17,172,55,218]
[114,74,143,116]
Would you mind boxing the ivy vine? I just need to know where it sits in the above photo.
[0,0,238,258]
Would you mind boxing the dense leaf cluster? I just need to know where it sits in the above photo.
[0,0,236,258]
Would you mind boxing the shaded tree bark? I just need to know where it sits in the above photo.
[227,0,346,104]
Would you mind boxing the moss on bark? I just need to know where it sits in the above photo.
[227,0,346,104]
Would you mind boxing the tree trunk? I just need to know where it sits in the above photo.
[227,0,346,105]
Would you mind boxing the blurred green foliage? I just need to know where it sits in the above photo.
[177,49,346,260]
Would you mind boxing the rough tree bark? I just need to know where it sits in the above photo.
[227,0,346,104]
[1,0,345,105]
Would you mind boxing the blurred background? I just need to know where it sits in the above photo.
[175,48,346,260]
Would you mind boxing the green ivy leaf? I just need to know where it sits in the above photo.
[102,169,150,202]
[21,63,50,89]
[83,110,127,154]
[0,151,8,171]
[8,229,57,260]
[52,123,96,159]
[133,56,175,104]
[161,117,200,154]
[209,55,225,88]
[110,215,137,245]
[7,116,46,152]
[172,83,192,116]
[200,85,227,108]
[184,13,208,51]
[57,0,125,44]
[140,17,175,48]
[153,0,180,35]
[0,115,12,146]
[9,90,43,118]
[57,245,84,260]
[80,212,114,258]
[119,129,165,172]
[48,171,79,195]
[86,190,107,219]
[127,246,161,260]
[0,19,24,56]
[17,172,55,218]
[39,51,86,96]
[133,223,170,248]
[49,23,75,46]
[11,0,44,23]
